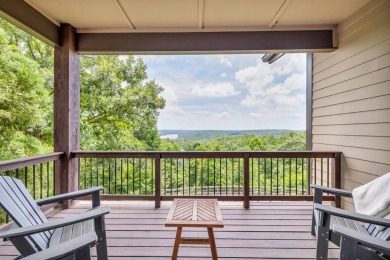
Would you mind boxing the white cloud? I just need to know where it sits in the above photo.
[219,55,232,67]
[191,82,239,97]
[143,54,307,130]
[236,53,306,111]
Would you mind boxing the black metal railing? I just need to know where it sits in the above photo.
[74,151,342,208]
[0,152,64,225]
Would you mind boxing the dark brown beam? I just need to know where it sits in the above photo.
[54,24,80,207]
[0,0,59,46]
[77,30,335,54]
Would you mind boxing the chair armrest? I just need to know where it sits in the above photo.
[311,184,353,198]
[314,203,390,227]
[36,186,103,206]
[333,226,390,254]
[0,206,109,241]
[20,232,97,260]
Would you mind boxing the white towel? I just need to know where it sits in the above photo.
[352,172,390,230]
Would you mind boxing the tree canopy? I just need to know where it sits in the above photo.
[0,20,166,160]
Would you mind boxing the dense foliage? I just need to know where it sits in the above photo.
[0,20,165,161]
[159,131,306,152]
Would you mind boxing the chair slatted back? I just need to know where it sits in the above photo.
[0,176,51,251]
[364,223,390,241]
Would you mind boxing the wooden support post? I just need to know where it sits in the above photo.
[332,152,342,208]
[243,153,250,209]
[155,154,161,208]
[54,24,80,208]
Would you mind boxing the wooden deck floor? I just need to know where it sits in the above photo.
[0,201,339,259]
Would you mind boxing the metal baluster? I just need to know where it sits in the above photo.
[195,158,197,195]
[188,158,191,195]
[213,158,216,195]
[151,158,154,194]
[170,158,173,195]
[219,158,222,195]
[90,158,93,188]
[302,158,305,195]
[120,158,123,194]
[47,162,50,197]
[207,158,210,195]
[226,158,228,195]
[258,158,260,195]
[327,158,330,187]
[102,159,105,194]
[232,158,235,195]
[201,158,204,195]
[78,158,81,191]
[114,158,117,194]
[132,158,135,195]
[289,158,292,195]
[295,158,298,195]
[145,158,148,195]
[108,159,111,194]
[39,163,43,199]
[270,159,272,195]
[263,159,266,195]
[251,158,254,195]
[96,158,99,187]
[176,158,179,195]
[84,158,87,189]
[24,167,28,188]
[282,158,285,195]
[32,165,36,199]
[164,159,167,195]
[276,158,279,195]
[238,158,240,195]
[138,158,142,194]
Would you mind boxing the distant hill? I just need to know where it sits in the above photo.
[159,129,303,140]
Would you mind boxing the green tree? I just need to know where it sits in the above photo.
[249,136,266,151]
[80,55,165,151]
[0,26,51,160]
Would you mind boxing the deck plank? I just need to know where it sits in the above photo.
[0,201,339,259]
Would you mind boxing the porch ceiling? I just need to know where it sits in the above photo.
[25,0,369,33]
[0,0,371,53]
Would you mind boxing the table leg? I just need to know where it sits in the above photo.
[207,227,218,260]
[172,227,182,260]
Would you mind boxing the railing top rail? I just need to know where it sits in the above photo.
[0,152,64,172]
[72,150,342,159]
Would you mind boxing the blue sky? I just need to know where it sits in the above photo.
[138,53,306,130]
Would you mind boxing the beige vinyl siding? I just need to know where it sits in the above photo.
[312,0,390,211]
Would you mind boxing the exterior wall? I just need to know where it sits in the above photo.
[312,0,390,211]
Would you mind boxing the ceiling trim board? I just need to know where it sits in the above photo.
[77,30,335,54]
[76,25,336,33]
[111,0,135,30]
[0,0,59,46]
[268,0,292,28]
[198,0,204,29]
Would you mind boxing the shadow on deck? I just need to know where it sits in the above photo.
[0,201,339,259]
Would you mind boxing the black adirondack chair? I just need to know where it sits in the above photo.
[20,231,97,260]
[0,176,110,260]
[334,226,390,260]
[311,184,390,260]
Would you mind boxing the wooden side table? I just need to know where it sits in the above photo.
[165,199,224,260]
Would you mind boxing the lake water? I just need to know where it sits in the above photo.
[160,134,179,140]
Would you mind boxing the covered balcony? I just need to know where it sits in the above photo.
[1,0,389,259]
